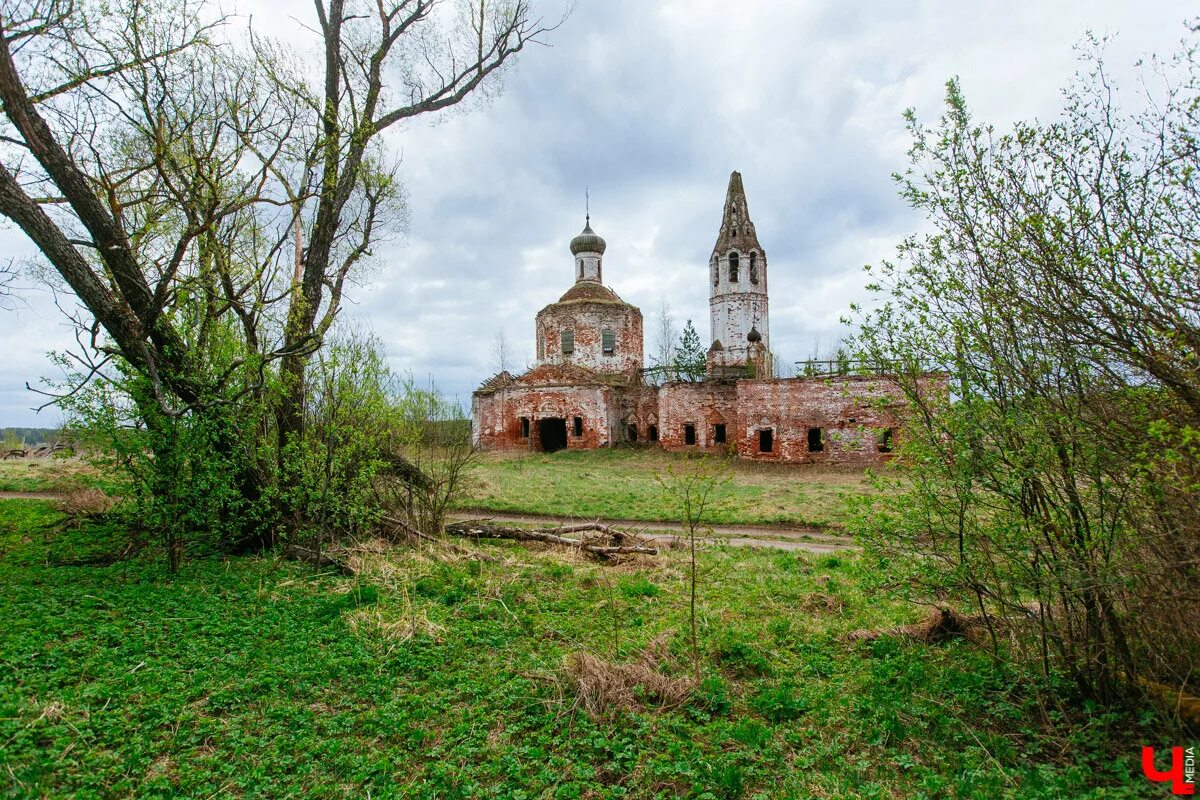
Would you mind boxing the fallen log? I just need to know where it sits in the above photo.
[281,544,354,575]
[446,520,658,557]
[378,515,501,562]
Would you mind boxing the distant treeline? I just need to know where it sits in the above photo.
[1,428,61,446]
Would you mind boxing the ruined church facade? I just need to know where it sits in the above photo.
[472,172,923,464]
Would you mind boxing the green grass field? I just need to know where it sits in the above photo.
[0,496,1163,798]
[458,449,889,529]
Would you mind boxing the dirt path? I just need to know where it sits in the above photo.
[447,510,858,553]
[0,491,857,553]
[0,491,60,501]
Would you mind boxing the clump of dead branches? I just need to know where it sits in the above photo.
[845,606,982,645]
[564,634,695,719]
[446,520,658,559]
[53,488,117,524]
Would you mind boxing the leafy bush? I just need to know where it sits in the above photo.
[710,631,772,677]
[689,673,733,717]
[751,682,809,722]
[853,35,1200,706]
[618,576,661,599]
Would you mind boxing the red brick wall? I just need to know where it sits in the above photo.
[610,386,660,445]
[472,385,612,451]
[734,377,911,463]
[536,301,644,373]
[474,373,945,464]
[658,381,738,452]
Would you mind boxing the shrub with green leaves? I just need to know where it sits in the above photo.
[853,32,1200,706]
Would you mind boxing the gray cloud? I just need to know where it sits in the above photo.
[0,0,1192,424]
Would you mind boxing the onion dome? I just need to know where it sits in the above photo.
[570,217,607,255]
[747,326,762,343]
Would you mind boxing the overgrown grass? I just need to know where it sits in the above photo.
[0,458,116,494]
[0,499,1165,798]
[458,449,889,528]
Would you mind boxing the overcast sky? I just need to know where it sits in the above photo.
[0,0,1194,426]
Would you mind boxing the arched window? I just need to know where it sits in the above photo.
[749,251,758,284]
[561,330,574,355]
[728,252,739,283]
[597,257,602,282]
[712,258,719,287]
[578,258,583,279]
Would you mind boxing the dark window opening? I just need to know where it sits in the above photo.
[684,423,696,445]
[578,258,583,279]
[561,330,574,355]
[519,417,530,438]
[878,428,894,453]
[597,258,602,281]
[749,252,759,284]
[713,423,727,444]
[648,425,658,443]
[573,416,583,437]
[759,429,773,453]
[538,418,567,453]
[807,427,824,453]
[713,261,719,286]
[602,329,616,355]
[728,252,739,283]
[731,227,738,237]
[627,424,638,442]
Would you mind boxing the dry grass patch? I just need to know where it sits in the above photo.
[564,633,696,719]
[345,606,445,644]
[799,592,845,615]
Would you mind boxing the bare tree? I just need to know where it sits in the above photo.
[656,456,730,672]
[266,0,559,480]
[0,1,287,412]
[0,0,559,543]
[650,300,677,382]
[0,259,18,309]
[491,328,511,374]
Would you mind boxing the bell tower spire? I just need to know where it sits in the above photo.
[709,171,770,375]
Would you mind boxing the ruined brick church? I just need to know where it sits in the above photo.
[472,172,916,463]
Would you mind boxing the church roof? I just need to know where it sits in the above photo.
[712,171,764,256]
[474,370,516,394]
[513,362,641,388]
[555,281,624,304]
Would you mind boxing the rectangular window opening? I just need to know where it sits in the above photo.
[759,429,773,453]
[807,427,824,453]
[684,423,696,446]
[713,423,727,444]
[573,416,583,437]
[878,428,894,454]
[561,330,574,355]
[648,425,659,443]
[519,417,530,438]
[602,330,616,355]
[627,424,638,442]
